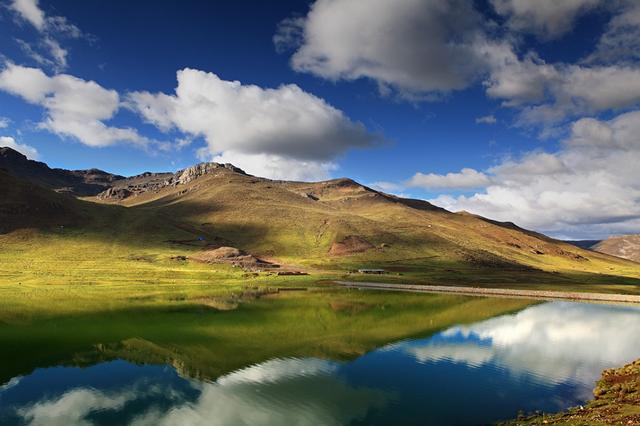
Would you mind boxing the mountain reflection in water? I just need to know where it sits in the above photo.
[1,301,639,425]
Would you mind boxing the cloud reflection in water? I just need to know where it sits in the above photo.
[402,302,640,390]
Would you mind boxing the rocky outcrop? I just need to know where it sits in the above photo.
[97,187,133,201]
[97,162,247,201]
[190,246,278,271]
[174,163,246,185]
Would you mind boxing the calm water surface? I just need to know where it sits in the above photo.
[1,301,640,425]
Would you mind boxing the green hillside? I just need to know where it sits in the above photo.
[2,160,640,298]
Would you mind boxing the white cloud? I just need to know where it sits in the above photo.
[10,0,45,30]
[278,0,509,97]
[408,168,491,190]
[490,0,602,39]
[475,115,497,124]
[15,38,56,70]
[0,63,150,148]
[127,68,379,180]
[558,66,640,112]
[586,1,640,64]
[484,52,560,106]
[369,181,405,193]
[1,135,39,159]
[486,57,640,125]
[9,0,82,71]
[212,151,337,181]
[10,0,81,36]
[0,117,10,128]
[42,37,68,70]
[429,110,640,238]
[273,16,305,54]
[280,0,640,131]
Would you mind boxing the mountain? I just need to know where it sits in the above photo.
[0,168,86,234]
[88,160,635,278]
[592,235,640,263]
[0,147,123,196]
[564,240,601,250]
[1,146,639,285]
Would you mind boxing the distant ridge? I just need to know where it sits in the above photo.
[564,240,601,250]
[0,146,123,196]
[592,235,640,263]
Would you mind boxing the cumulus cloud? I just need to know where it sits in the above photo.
[490,0,602,39]
[277,0,509,97]
[211,151,337,182]
[430,110,640,238]
[586,1,640,64]
[127,68,379,180]
[408,168,491,190]
[0,135,39,159]
[475,115,497,124]
[8,0,82,71]
[0,117,10,128]
[280,0,640,130]
[484,52,559,106]
[483,3,640,126]
[485,53,640,125]
[0,63,150,148]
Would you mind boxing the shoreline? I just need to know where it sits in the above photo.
[335,281,640,304]
[501,358,640,425]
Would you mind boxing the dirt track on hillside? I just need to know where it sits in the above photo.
[335,281,640,304]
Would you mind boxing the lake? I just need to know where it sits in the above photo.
[1,297,639,425]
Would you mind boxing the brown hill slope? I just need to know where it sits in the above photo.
[90,162,637,278]
[593,235,640,263]
[2,151,638,285]
[0,169,86,233]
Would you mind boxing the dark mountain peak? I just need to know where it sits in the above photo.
[0,146,27,160]
[0,145,122,196]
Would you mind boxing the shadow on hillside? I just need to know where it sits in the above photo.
[334,257,640,290]
[1,194,272,255]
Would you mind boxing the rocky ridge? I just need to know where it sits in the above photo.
[97,162,247,201]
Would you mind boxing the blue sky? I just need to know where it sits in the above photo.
[1,0,640,239]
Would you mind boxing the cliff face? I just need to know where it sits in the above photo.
[175,162,247,184]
